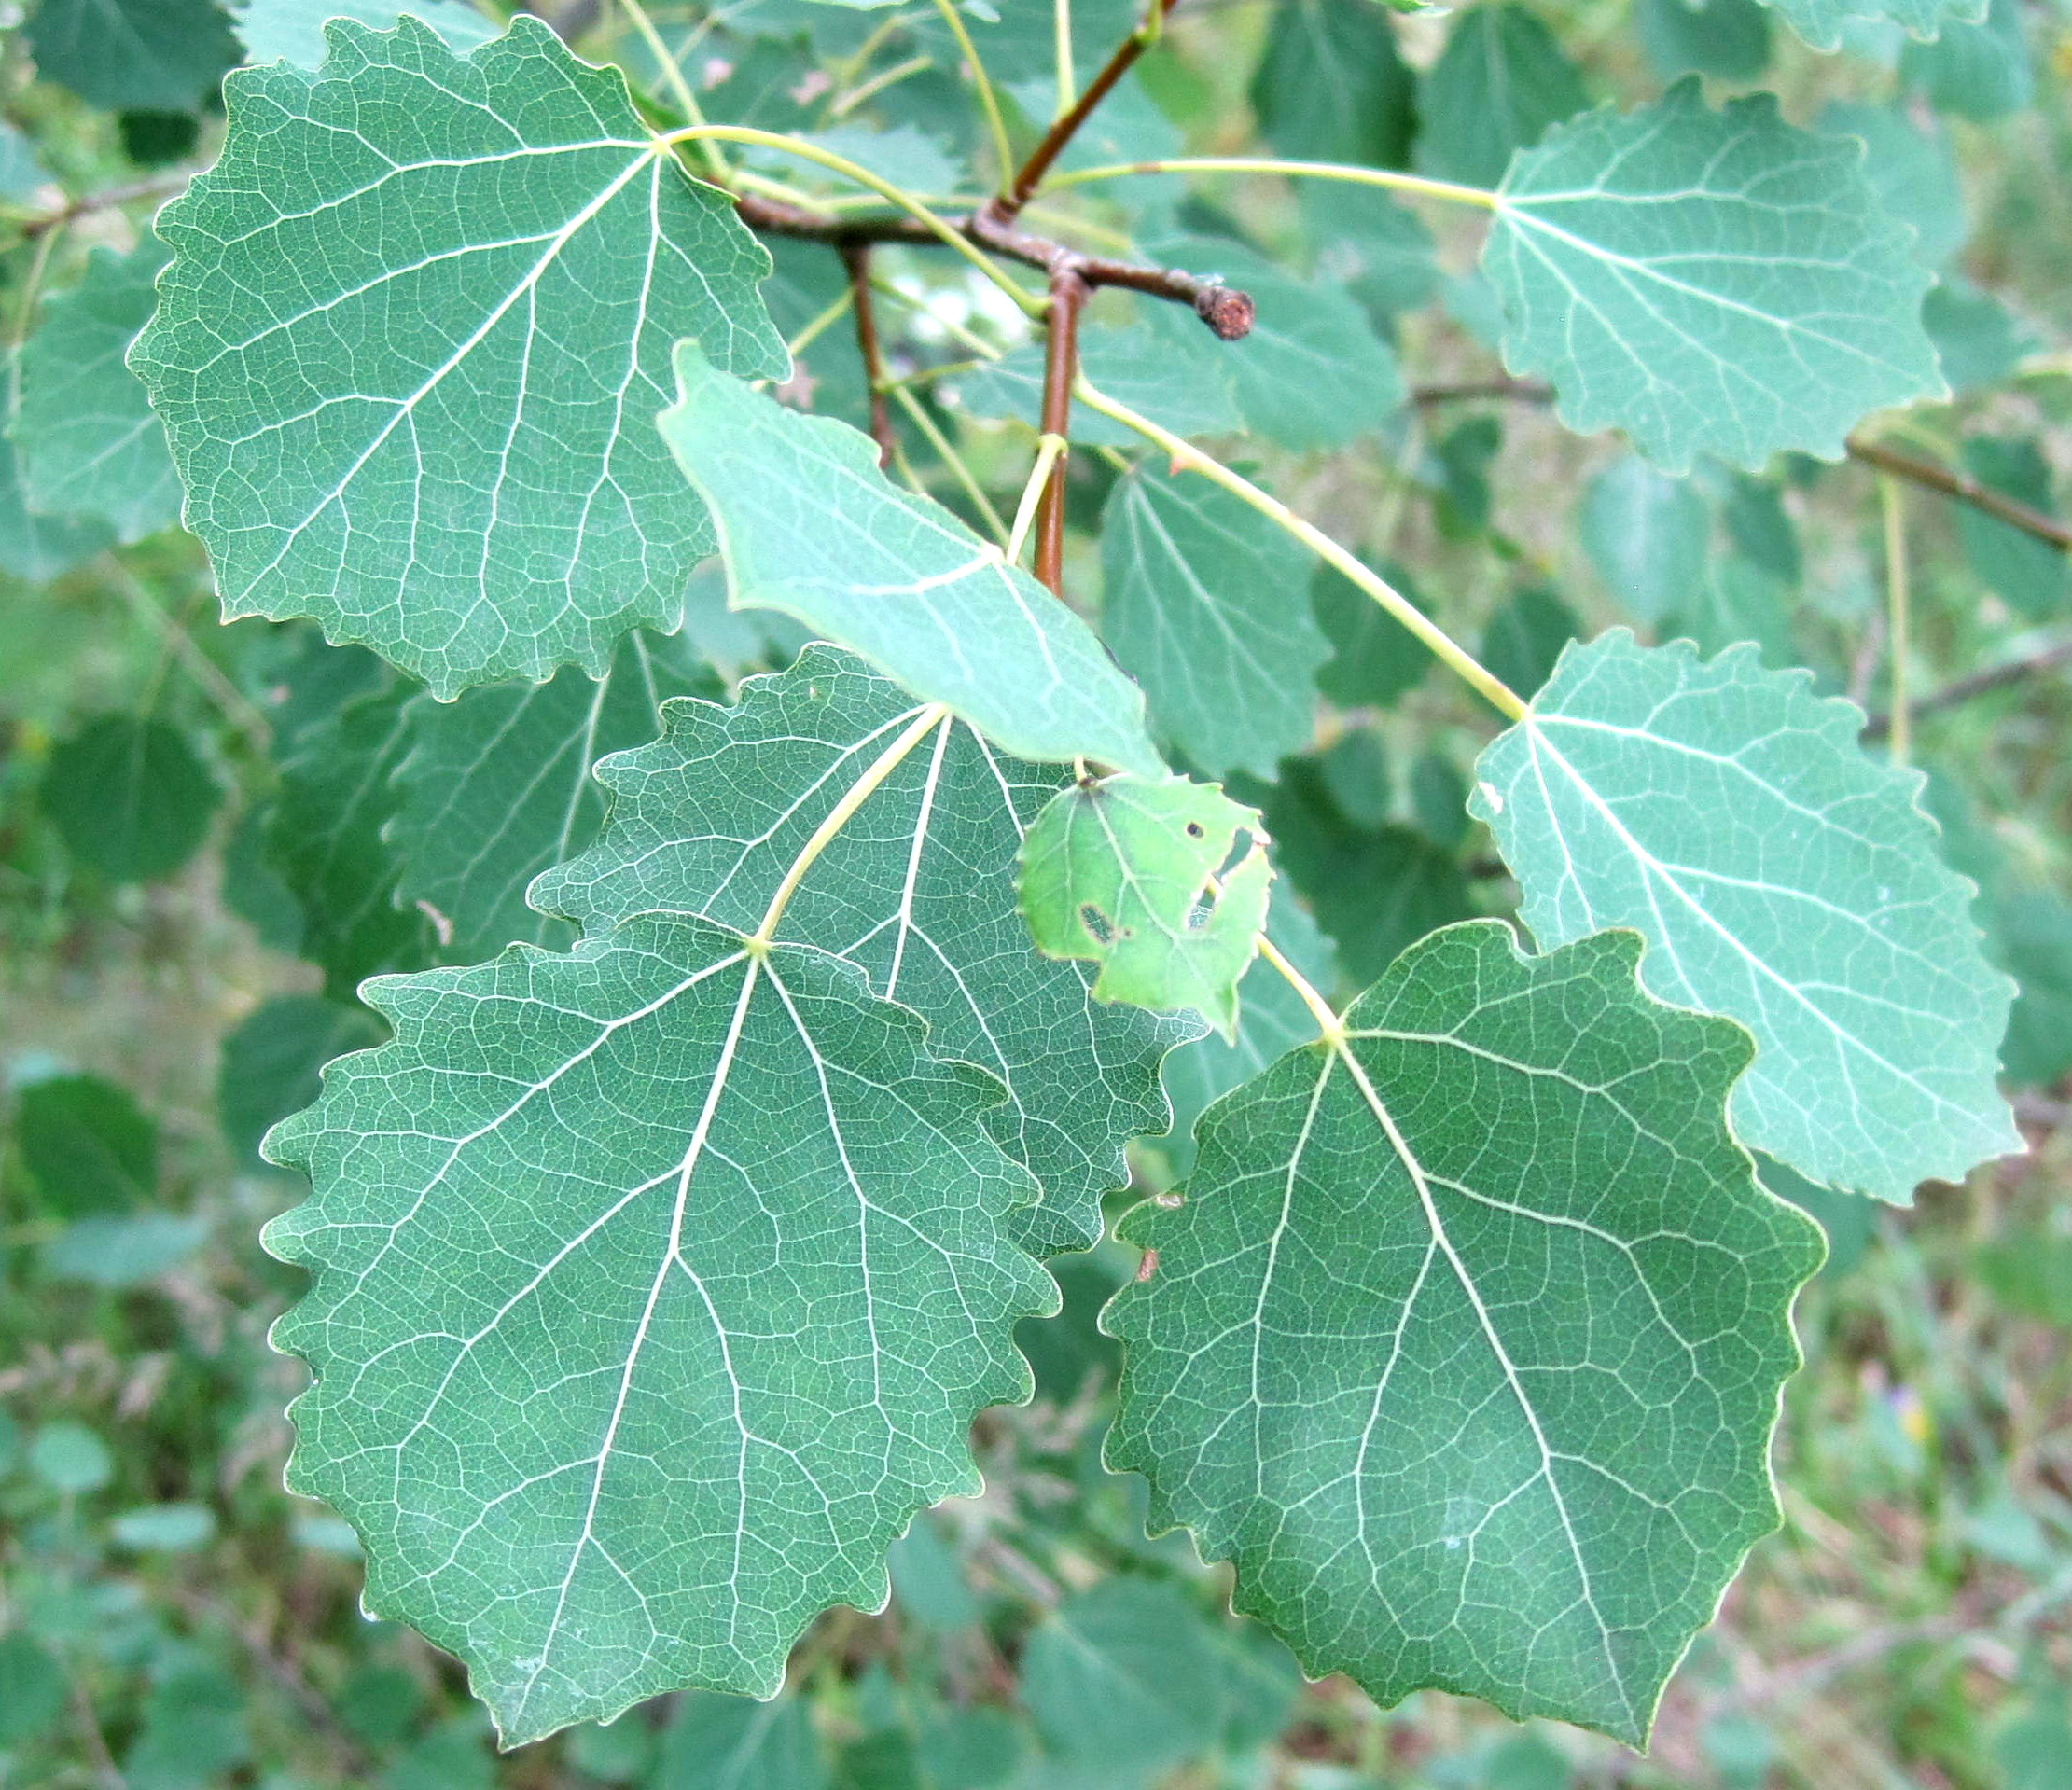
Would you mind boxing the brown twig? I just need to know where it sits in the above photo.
[839,243,897,466]
[734,190,1252,339]
[989,0,1184,221]
[1036,268,1089,594]
[1847,436,2072,555]
[1410,378,1553,406]
[13,174,190,237]
[1860,635,2072,738]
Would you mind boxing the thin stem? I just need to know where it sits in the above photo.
[1881,473,1910,765]
[619,0,731,183]
[877,355,991,394]
[870,275,1003,360]
[1862,637,2072,739]
[665,125,1042,313]
[1036,267,1088,593]
[887,382,1011,543]
[1008,434,1069,565]
[1053,0,1077,117]
[104,557,271,752]
[1075,378,1527,721]
[786,285,855,360]
[928,0,1016,190]
[753,704,950,943]
[994,0,1182,215]
[841,243,898,466]
[1257,933,1344,1044]
[830,54,934,120]
[1042,156,1501,212]
[10,173,190,238]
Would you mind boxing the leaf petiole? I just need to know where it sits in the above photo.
[1042,157,1501,213]
[1074,378,1526,721]
[928,0,1016,188]
[1008,434,1070,567]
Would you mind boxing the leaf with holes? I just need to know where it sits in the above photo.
[129,15,787,696]
[388,631,716,961]
[1100,463,1329,779]
[262,912,1055,1744]
[1483,79,1942,473]
[1105,921,1823,1744]
[535,645,1196,1258]
[661,343,1163,776]
[1018,774,1272,1040]
[1470,630,2019,1200]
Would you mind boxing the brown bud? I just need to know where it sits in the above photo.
[1194,284,1255,341]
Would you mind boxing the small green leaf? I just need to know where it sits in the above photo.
[110,1502,216,1550]
[29,1420,113,1493]
[1484,79,1943,474]
[1300,185,1440,319]
[1311,558,1433,707]
[1580,455,1710,625]
[1018,774,1272,1038]
[131,15,787,696]
[1901,0,2030,121]
[231,0,502,63]
[25,0,240,110]
[1019,1581,1225,1779]
[15,1073,157,1216]
[1638,0,1773,81]
[662,343,1162,776]
[0,352,114,581]
[1249,0,1415,170]
[1926,278,2039,394]
[0,122,51,202]
[1100,464,1329,778]
[535,646,1195,1258]
[1480,584,1581,701]
[1816,103,1965,268]
[654,1694,827,1790]
[1470,630,2020,1200]
[263,915,1056,1743]
[1105,922,1824,1745]
[1758,0,1983,53]
[261,683,435,996]
[1661,556,1796,667]
[1992,887,2072,1089]
[14,240,180,544]
[1957,437,2065,621]
[389,632,716,960]
[0,1635,67,1746]
[1416,5,1590,190]
[40,715,222,882]
[216,995,388,1167]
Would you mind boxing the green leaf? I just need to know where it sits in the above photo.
[654,1694,827,1790]
[1480,584,1581,701]
[123,1667,252,1790]
[1100,464,1328,778]
[262,682,435,996]
[1483,80,1943,475]
[1145,237,1403,451]
[535,646,1194,1259]
[1312,559,1433,707]
[1661,556,1796,668]
[217,994,388,1166]
[1957,437,2065,621]
[40,715,222,882]
[0,1635,67,1746]
[1469,631,2020,1200]
[14,239,181,544]
[1816,103,1965,269]
[0,122,51,202]
[661,343,1163,777]
[25,0,240,110]
[390,632,716,960]
[1156,881,1337,1174]
[1992,887,2072,1089]
[28,1420,113,1492]
[263,913,1055,1744]
[1637,0,1773,82]
[1416,6,1590,191]
[1720,474,1801,589]
[1901,0,2030,121]
[1018,773,1272,1040]
[130,15,787,697]
[1300,185,1440,320]
[1580,455,1710,625]
[1248,0,1415,170]
[1925,278,2040,394]
[231,0,501,63]
[952,322,1242,449]
[0,352,115,582]
[1019,1580,1225,1779]
[1105,921,1824,1744]
[1758,0,1983,53]
[15,1073,157,1216]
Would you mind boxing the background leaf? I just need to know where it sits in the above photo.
[39,714,221,882]
[25,0,240,110]
[1415,5,1589,190]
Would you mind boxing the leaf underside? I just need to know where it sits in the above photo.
[1106,922,1824,1744]
[263,915,1055,1745]
[534,645,1197,1257]
[1471,630,2019,1201]
[130,15,786,696]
